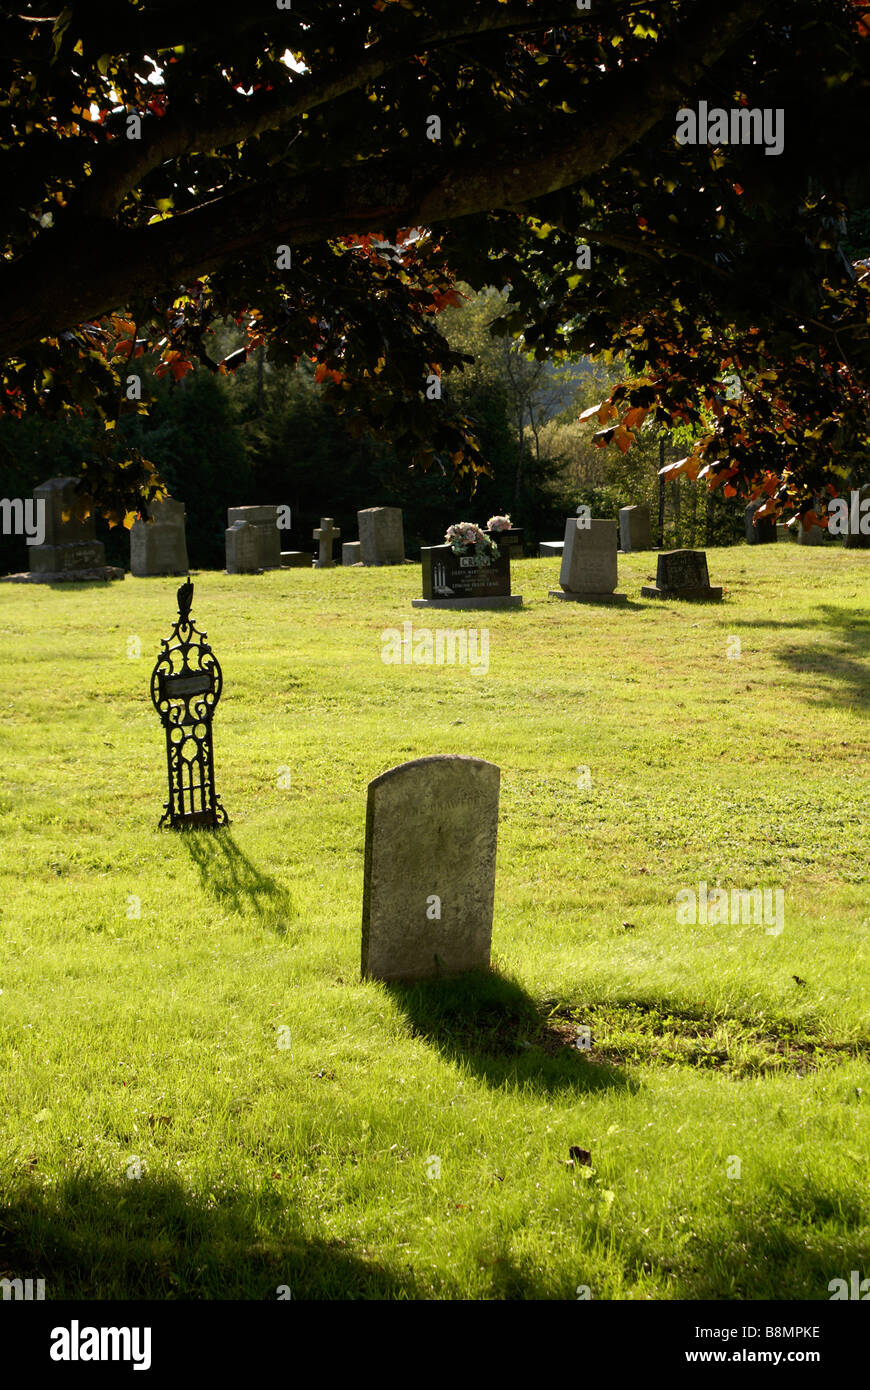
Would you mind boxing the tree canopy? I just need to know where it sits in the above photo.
[3,0,870,525]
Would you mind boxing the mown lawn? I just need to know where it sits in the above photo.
[0,544,868,1299]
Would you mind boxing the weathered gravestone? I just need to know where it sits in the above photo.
[641,549,723,601]
[313,517,341,567]
[225,520,261,573]
[745,501,777,544]
[227,506,281,570]
[342,542,362,565]
[414,544,523,608]
[27,476,122,581]
[776,523,795,543]
[538,540,564,557]
[358,507,405,565]
[361,755,500,981]
[130,497,189,577]
[280,551,312,568]
[619,504,651,552]
[550,517,627,602]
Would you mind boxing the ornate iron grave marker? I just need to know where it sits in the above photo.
[150,578,229,829]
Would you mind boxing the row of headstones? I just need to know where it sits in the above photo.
[227,505,406,573]
[539,504,652,557]
[417,514,721,605]
[21,480,408,579]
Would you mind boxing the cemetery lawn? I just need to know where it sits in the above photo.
[1,544,868,1301]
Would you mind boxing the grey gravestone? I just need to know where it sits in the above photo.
[361,755,500,982]
[130,497,189,576]
[225,519,261,573]
[227,506,281,569]
[358,507,405,565]
[413,543,522,609]
[28,476,114,579]
[797,522,825,546]
[550,517,627,603]
[776,524,794,543]
[538,541,564,557]
[280,551,312,568]
[745,501,777,544]
[313,517,341,568]
[842,485,870,548]
[619,504,651,552]
[342,542,362,565]
[642,549,723,601]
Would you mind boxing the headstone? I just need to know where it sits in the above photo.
[549,517,627,603]
[27,476,114,579]
[225,519,261,574]
[641,549,723,601]
[342,542,362,566]
[619,504,651,552]
[130,497,189,577]
[775,524,794,543]
[797,521,825,546]
[538,541,564,557]
[357,507,405,565]
[313,517,341,568]
[745,501,777,544]
[487,526,524,557]
[413,543,522,609]
[280,551,312,568]
[227,506,281,570]
[361,755,500,982]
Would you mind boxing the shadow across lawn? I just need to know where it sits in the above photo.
[180,829,295,935]
[0,1173,417,1300]
[386,968,633,1097]
[730,604,870,711]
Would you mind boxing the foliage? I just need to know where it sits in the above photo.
[2,3,870,524]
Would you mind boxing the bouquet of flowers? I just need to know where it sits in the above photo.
[486,514,512,533]
[445,521,498,557]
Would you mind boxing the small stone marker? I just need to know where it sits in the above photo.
[225,519,261,573]
[130,497,189,576]
[313,517,341,567]
[776,523,794,543]
[642,549,723,601]
[227,506,281,570]
[745,501,777,544]
[342,542,362,565]
[550,517,627,603]
[357,507,405,565]
[414,543,522,609]
[27,476,122,581]
[538,540,564,557]
[361,755,500,982]
[280,551,312,568]
[619,504,651,552]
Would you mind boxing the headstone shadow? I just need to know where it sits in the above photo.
[180,828,295,935]
[386,968,633,1097]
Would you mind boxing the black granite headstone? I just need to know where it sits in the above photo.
[641,549,723,601]
[421,544,511,600]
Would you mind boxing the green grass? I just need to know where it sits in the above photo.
[0,544,868,1299]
